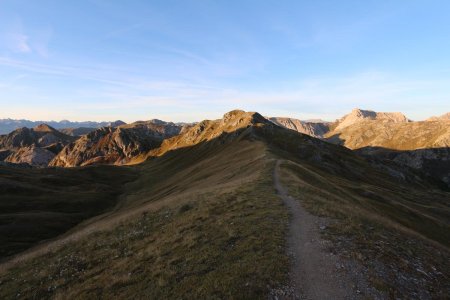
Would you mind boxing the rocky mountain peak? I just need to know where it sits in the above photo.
[108,120,126,127]
[335,108,410,131]
[49,119,184,167]
[350,108,377,118]
[33,124,57,132]
[269,117,330,138]
[221,110,268,127]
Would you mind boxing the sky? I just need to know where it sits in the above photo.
[0,0,450,122]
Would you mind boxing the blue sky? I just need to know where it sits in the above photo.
[0,0,449,122]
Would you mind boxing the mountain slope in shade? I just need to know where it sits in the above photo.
[0,110,448,298]
[325,117,450,186]
[50,120,184,167]
[269,117,330,138]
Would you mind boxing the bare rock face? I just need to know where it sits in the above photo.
[330,117,450,186]
[326,120,450,150]
[5,145,55,167]
[269,117,330,138]
[334,108,410,131]
[60,127,97,137]
[0,124,75,149]
[0,124,76,167]
[269,108,449,186]
[221,110,269,128]
[49,121,183,167]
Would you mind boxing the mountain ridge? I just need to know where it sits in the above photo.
[1,109,449,298]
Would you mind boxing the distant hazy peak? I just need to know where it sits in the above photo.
[335,108,410,131]
[108,120,126,127]
[147,119,169,125]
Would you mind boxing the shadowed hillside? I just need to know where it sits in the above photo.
[0,165,138,259]
[0,110,449,298]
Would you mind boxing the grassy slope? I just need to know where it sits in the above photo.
[258,123,450,297]
[279,161,450,297]
[0,136,289,299]
[265,132,450,298]
[1,119,449,298]
[0,165,138,260]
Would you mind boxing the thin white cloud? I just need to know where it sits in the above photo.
[1,54,448,122]
[6,33,31,53]
[0,16,52,58]
[30,28,53,58]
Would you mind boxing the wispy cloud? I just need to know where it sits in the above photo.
[1,56,448,122]
[0,17,52,58]
[6,32,31,53]
[31,28,52,58]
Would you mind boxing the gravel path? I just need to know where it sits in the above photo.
[274,160,360,300]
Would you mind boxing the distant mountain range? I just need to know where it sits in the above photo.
[0,119,126,135]
[1,108,449,298]
[1,108,448,186]
[271,109,450,185]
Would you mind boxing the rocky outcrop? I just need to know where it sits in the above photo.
[143,110,272,160]
[334,108,410,131]
[326,115,450,186]
[5,145,55,167]
[0,124,75,149]
[269,109,449,186]
[325,120,450,150]
[269,117,330,138]
[49,120,183,167]
[0,124,76,167]
[60,127,97,137]
[269,109,409,139]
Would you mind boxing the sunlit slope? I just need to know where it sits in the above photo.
[1,110,448,298]
[0,119,290,298]
[326,119,450,150]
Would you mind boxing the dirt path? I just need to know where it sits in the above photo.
[274,160,359,300]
